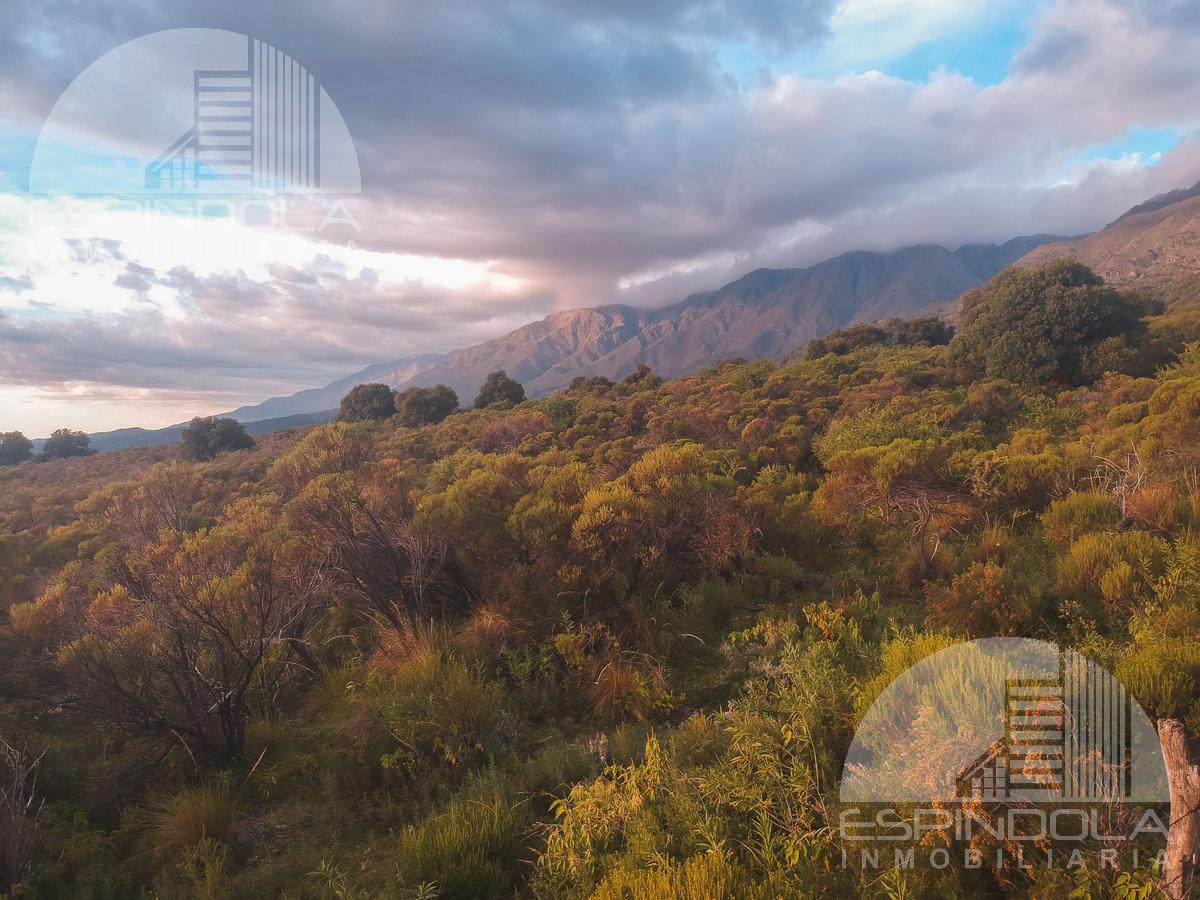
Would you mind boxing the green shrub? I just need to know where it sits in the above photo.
[395,792,530,899]
[1041,491,1122,545]
[592,851,765,899]
[1057,530,1169,610]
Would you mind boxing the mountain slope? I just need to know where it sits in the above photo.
[78,235,1056,451]
[226,354,446,423]
[392,236,1055,400]
[385,305,645,400]
[80,409,339,454]
[1018,185,1200,306]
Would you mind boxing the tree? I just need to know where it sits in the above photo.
[620,364,662,389]
[0,432,32,466]
[40,428,91,459]
[805,316,954,359]
[60,498,326,761]
[179,416,254,461]
[337,382,397,422]
[286,467,466,629]
[395,384,458,427]
[950,260,1161,386]
[473,370,525,409]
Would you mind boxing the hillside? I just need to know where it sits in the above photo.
[82,409,338,454]
[1017,181,1200,306]
[3,260,1200,897]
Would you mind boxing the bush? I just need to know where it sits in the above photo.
[352,647,509,774]
[179,417,254,461]
[592,852,764,900]
[395,384,458,426]
[337,383,396,422]
[148,785,236,861]
[395,792,530,899]
[1057,530,1169,610]
[1041,491,1122,545]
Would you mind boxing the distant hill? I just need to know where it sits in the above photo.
[226,354,446,423]
[1107,178,1200,227]
[1018,183,1200,306]
[75,235,1058,451]
[82,409,337,454]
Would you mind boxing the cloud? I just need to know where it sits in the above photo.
[64,237,124,264]
[2,0,1200,432]
[113,260,155,293]
[0,274,33,292]
[0,248,552,399]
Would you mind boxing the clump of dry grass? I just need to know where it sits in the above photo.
[148,784,236,860]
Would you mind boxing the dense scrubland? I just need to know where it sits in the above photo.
[3,261,1200,897]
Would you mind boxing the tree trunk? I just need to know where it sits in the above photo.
[1159,717,1200,899]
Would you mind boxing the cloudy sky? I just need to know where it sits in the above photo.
[1,0,1199,436]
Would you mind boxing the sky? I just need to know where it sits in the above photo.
[2,0,1200,436]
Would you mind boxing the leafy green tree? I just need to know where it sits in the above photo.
[473,370,526,409]
[950,260,1160,385]
[0,431,33,466]
[41,428,91,459]
[337,382,397,422]
[620,364,662,389]
[180,416,254,461]
[395,384,458,426]
[805,316,954,359]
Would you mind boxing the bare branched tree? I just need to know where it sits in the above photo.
[61,500,328,762]
[0,736,45,889]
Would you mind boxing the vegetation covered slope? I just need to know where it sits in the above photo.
[3,263,1200,898]
[1018,185,1200,308]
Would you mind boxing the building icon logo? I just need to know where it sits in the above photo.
[146,37,326,192]
[29,28,359,196]
[840,637,1168,806]
[955,652,1136,802]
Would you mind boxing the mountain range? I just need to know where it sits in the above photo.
[82,237,1052,452]
[80,179,1200,452]
[234,238,1049,408]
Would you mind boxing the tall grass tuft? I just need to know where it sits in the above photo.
[395,791,530,899]
[148,784,237,860]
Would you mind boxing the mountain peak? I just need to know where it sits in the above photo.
[1108,179,1200,227]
